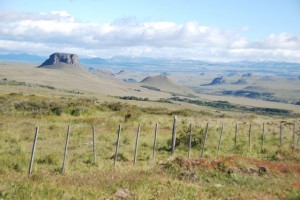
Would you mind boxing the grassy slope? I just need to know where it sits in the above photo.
[139,75,194,96]
[0,62,170,99]
[0,85,300,199]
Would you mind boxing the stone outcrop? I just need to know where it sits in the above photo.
[208,76,226,85]
[38,52,80,68]
[242,73,252,78]
[232,78,247,85]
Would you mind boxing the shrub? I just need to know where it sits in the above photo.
[169,109,194,117]
[50,105,63,116]
[103,102,124,111]
[141,85,161,91]
[14,100,49,115]
[177,123,207,150]
[70,107,81,116]
[37,154,59,165]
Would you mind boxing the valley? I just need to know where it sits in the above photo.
[0,54,300,199]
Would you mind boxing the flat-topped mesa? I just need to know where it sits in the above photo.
[38,52,81,68]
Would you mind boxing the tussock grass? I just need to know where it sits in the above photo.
[0,92,300,199]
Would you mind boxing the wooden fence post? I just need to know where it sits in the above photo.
[297,131,300,146]
[133,124,141,166]
[61,125,70,174]
[234,123,238,151]
[292,122,295,153]
[114,125,121,168]
[28,126,39,176]
[92,125,96,164]
[296,122,299,146]
[216,123,224,159]
[152,123,158,159]
[280,122,283,147]
[248,123,252,152]
[188,123,192,159]
[200,123,209,158]
[261,123,265,153]
[171,116,177,156]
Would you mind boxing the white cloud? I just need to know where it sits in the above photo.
[0,10,299,62]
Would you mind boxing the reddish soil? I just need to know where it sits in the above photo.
[292,181,300,189]
[173,155,300,175]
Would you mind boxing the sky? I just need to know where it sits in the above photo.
[0,0,300,62]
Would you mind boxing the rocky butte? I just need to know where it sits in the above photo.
[208,76,226,85]
[38,52,81,68]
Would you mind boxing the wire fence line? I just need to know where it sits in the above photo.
[27,116,300,175]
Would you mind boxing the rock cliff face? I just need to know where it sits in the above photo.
[38,52,80,68]
[208,76,226,85]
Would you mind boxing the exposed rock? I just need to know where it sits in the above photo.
[293,101,300,105]
[207,76,226,85]
[245,166,259,176]
[115,188,131,199]
[123,78,137,83]
[226,167,240,174]
[161,72,170,77]
[115,70,125,75]
[178,171,199,181]
[258,166,268,175]
[232,79,247,85]
[38,52,80,68]
[242,73,252,77]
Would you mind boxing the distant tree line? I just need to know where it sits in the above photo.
[169,97,292,116]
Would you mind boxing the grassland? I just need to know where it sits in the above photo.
[0,83,300,199]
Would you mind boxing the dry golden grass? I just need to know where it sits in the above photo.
[1,60,300,199]
[0,87,300,199]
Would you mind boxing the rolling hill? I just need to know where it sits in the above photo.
[140,75,194,96]
[0,53,173,98]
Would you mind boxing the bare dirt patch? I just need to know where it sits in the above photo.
[171,156,300,176]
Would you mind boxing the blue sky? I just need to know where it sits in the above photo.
[0,0,300,61]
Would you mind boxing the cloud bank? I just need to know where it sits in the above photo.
[0,10,299,62]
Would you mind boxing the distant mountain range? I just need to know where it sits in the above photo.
[1,53,300,77]
[0,53,46,63]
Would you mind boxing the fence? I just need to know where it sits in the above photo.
[28,116,300,176]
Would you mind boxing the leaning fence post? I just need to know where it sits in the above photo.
[261,123,265,153]
[200,123,209,158]
[92,125,96,164]
[248,123,252,152]
[188,123,192,159]
[234,123,238,151]
[28,126,39,176]
[152,123,158,159]
[61,125,70,174]
[216,123,224,159]
[171,116,177,156]
[133,124,141,166]
[114,125,121,168]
